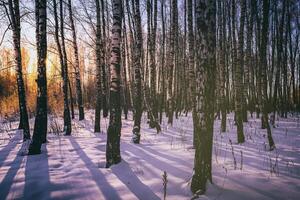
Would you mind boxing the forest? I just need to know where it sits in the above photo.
[0,0,299,199]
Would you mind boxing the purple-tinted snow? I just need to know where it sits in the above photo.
[0,111,299,199]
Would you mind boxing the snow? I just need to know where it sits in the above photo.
[0,111,300,200]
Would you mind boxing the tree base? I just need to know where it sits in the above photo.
[106,156,121,168]
[191,176,206,196]
[132,126,141,144]
[28,143,41,155]
[269,144,276,151]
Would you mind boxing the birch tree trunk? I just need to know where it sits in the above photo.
[159,0,166,124]
[235,0,245,143]
[59,0,71,135]
[187,0,196,146]
[53,0,69,135]
[7,0,30,141]
[218,0,226,133]
[29,0,47,155]
[68,0,84,120]
[148,0,158,128]
[231,0,238,119]
[106,0,122,167]
[131,0,143,144]
[273,0,285,126]
[68,79,75,119]
[100,0,108,118]
[167,0,178,125]
[94,0,103,133]
[260,0,275,150]
[246,0,255,117]
[191,0,216,195]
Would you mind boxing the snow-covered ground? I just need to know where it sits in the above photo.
[0,111,299,200]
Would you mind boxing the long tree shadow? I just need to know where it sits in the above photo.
[227,173,299,200]
[23,143,51,199]
[140,144,191,165]
[0,141,25,199]
[0,133,21,167]
[68,137,121,200]
[120,150,192,197]
[122,143,190,177]
[111,160,161,200]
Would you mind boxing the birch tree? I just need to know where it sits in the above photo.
[235,0,246,143]
[167,0,178,125]
[191,0,216,195]
[106,0,122,167]
[260,0,275,150]
[131,0,143,144]
[28,0,47,155]
[4,0,30,141]
[68,0,84,120]
[59,0,71,135]
[94,0,103,133]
